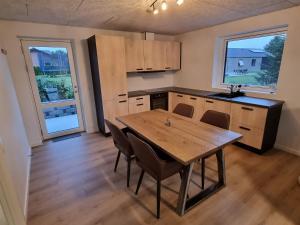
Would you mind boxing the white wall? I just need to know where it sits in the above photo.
[0,38,31,215]
[175,6,300,156]
[0,20,175,147]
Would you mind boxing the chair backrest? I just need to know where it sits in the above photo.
[200,110,230,130]
[127,133,161,175]
[105,120,133,156]
[173,103,194,118]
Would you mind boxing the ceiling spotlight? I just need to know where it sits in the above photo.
[153,6,159,15]
[161,0,168,10]
[176,0,184,6]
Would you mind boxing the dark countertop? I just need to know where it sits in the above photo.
[128,86,284,108]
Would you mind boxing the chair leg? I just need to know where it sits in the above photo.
[201,158,205,189]
[114,150,121,172]
[127,157,131,187]
[157,180,161,219]
[135,170,144,195]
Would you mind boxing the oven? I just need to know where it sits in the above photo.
[150,92,168,110]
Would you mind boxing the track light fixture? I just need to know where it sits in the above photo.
[147,0,184,15]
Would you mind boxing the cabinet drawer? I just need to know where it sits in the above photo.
[129,95,150,114]
[230,123,264,149]
[186,95,205,121]
[204,99,231,115]
[231,103,267,129]
[129,95,147,104]
[169,92,188,111]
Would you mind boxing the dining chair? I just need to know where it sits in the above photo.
[173,103,194,118]
[127,133,183,219]
[200,110,230,189]
[105,120,134,187]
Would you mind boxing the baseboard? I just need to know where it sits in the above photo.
[24,155,31,219]
[275,144,300,156]
[86,125,99,133]
[30,140,43,148]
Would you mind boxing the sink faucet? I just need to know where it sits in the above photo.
[228,85,242,94]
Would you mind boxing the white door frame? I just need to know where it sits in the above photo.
[21,39,84,140]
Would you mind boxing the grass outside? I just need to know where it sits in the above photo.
[224,73,261,85]
[35,74,73,89]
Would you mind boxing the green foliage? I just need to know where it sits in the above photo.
[255,35,286,86]
[35,75,74,102]
[224,73,260,85]
[34,66,43,76]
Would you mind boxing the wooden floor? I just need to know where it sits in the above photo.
[27,133,300,225]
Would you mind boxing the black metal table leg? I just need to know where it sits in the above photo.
[177,149,226,216]
[176,162,194,216]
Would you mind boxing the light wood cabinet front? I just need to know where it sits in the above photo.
[143,40,165,71]
[165,41,181,70]
[186,96,205,122]
[104,99,128,132]
[204,99,231,115]
[168,92,188,112]
[96,35,127,101]
[125,39,144,72]
[129,95,150,114]
[231,103,267,129]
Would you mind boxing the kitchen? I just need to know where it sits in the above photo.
[0,1,300,225]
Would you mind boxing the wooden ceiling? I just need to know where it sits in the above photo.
[0,0,299,34]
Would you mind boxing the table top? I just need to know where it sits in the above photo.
[117,110,242,165]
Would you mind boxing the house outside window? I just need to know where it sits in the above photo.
[213,27,287,93]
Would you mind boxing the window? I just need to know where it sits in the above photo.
[223,31,286,89]
[213,27,288,93]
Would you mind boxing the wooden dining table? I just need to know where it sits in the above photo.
[117,109,242,216]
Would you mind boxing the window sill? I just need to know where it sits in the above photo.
[212,84,276,95]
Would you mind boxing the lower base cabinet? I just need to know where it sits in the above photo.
[129,95,150,114]
[168,92,282,152]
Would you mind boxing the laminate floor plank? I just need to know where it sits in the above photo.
[27,133,300,225]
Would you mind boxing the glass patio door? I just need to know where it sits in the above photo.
[21,40,84,139]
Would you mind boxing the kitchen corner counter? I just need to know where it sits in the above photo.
[128,87,284,109]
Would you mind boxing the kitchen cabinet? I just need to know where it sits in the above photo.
[125,39,181,72]
[164,41,181,70]
[186,95,205,122]
[87,35,128,134]
[143,40,165,71]
[168,92,188,112]
[129,95,150,114]
[204,99,231,115]
[125,39,144,72]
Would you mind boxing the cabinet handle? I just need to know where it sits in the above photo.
[165,67,171,69]
[206,100,214,103]
[190,97,197,100]
[146,68,152,70]
[136,68,143,70]
[136,97,143,100]
[137,104,144,106]
[239,126,251,131]
[119,100,127,103]
[118,94,127,97]
[177,94,183,97]
[241,106,254,111]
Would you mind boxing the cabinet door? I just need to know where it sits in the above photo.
[204,99,231,115]
[125,39,144,72]
[186,95,205,122]
[96,35,127,101]
[143,40,165,71]
[165,42,181,70]
[169,92,188,112]
[104,99,128,132]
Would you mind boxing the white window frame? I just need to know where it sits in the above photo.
[212,26,288,94]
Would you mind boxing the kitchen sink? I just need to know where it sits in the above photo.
[212,92,245,99]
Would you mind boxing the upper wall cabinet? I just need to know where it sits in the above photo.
[125,39,144,72]
[165,41,181,70]
[143,40,165,71]
[125,39,181,72]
